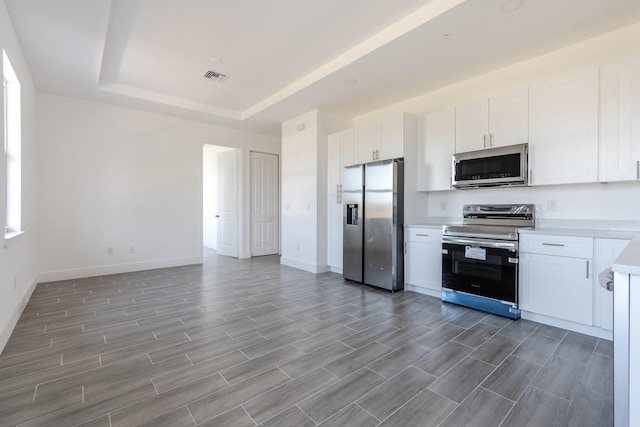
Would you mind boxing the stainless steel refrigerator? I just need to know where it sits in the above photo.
[343,159,404,291]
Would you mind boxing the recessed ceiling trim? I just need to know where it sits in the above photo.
[241,0,466,120]
[98,80,242,119]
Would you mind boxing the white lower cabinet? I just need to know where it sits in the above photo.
[404,227,442,296]
[519,234,594,325]
[594,238,631,330]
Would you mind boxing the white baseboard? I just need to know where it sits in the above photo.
[521,310,613,340]
[36,256,203,284]
[0,274,39,354]
[279,257,329,274]
[405,284,442,299]
[203,241,216,250]
[328,266,343,275]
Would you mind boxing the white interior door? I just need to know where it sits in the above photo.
[217,149,238,257]
[251,152,279,256]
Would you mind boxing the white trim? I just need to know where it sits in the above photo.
[0,274,38,354]
[405,284,442,299]
[521,310,613,340]
[280,257,329,274]
[36,256,203,284]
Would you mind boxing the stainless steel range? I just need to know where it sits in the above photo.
[441,204,534,319]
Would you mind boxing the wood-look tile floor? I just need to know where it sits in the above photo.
[0,252,613,426]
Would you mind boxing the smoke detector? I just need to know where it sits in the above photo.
[202,69,228,82]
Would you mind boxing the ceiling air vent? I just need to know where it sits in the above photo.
[202,69,228,82]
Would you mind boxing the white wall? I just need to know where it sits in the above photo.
[429,182,640,225]
[0,0,39,351]
[202,144,234,249]
[281,109,349,273]
[281,110,321,272]
[353,23,640,224]
[37,93,280,281]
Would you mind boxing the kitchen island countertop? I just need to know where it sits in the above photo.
[613,238,640,276]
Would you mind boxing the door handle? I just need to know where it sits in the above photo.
[586,260,590,279]
[215,215,220,218]
[542,243,564,247]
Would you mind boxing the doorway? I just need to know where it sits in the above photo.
[202,144,237,255]
[202,145,280,259]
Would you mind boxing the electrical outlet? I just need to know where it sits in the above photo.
[547,200,557,212]
[107,247,113,255]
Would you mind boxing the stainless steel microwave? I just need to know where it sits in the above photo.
[452,143,528,189]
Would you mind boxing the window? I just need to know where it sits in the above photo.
[3,49,21,237]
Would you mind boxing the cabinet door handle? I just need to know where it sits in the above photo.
[490,133,494,147]
[586,260,590,279]
[636,160,639,180]
[541,243,565,247]
[416,234,430,237]
[404,242,407,254]
[483,134,487,148]
[376,149,380,160]
[372,150,376,161]
[529,169,533,184]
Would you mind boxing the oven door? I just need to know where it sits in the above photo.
[442,236,518,303]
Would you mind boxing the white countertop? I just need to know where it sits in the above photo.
[613,239,640,276]
[406,217,640,276]
[405,217,460,228]
[518,227,639,240]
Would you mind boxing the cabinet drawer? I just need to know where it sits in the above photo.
[405,227,442,244]
[519,234,593,258]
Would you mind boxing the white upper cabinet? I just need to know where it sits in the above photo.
[342,128,355,167]
[529,69,599,185]
[328,132,342,195]
[328,128,354,195]
[355,121,379,164]
[417,108,455,191]
[355,113,416,164]
[599,59,640,182]
[455,87,528,153]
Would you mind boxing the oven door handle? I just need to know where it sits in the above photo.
[442,236,518,251]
